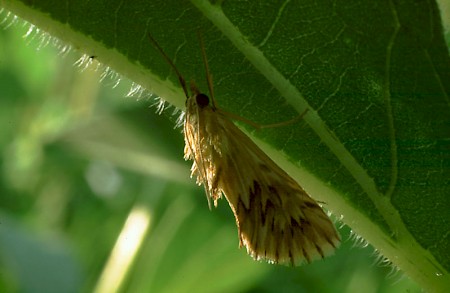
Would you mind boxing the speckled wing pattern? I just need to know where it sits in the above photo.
[184,96,340,265]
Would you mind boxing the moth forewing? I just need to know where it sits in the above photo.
[148,33,340,265]
[186,105,340,265]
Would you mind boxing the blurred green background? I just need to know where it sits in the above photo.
[0,22,422,293]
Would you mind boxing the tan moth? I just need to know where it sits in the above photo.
[148,33,340,265]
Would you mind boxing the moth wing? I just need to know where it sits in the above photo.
[212,114,340,265]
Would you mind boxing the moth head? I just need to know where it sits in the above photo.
[185,92,210,112]
[186,80,213,111]
[195,93,210,108]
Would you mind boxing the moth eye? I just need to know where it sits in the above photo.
[196,93,210,108]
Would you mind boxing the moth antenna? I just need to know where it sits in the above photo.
[197,31,217,109]
[147,33,190,99]
[148,33,213,208]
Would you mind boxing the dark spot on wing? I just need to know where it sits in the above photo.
[290,218,301,237]
[303,247,311,263]
[251,180,261,197]
[291,218,300,227]
[315,244,325,258]
[289,250,294,266]
[326,235,338,248]
[262,200,275,225]
[248,180,261,211]
[238,198,250,212]
[260,208,266,225]
[267,186,283,205]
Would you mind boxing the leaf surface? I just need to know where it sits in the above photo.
[1,0,449,291]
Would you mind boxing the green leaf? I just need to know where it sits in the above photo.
[1,0,449,291]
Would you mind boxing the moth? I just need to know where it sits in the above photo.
[148,33,340,265]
